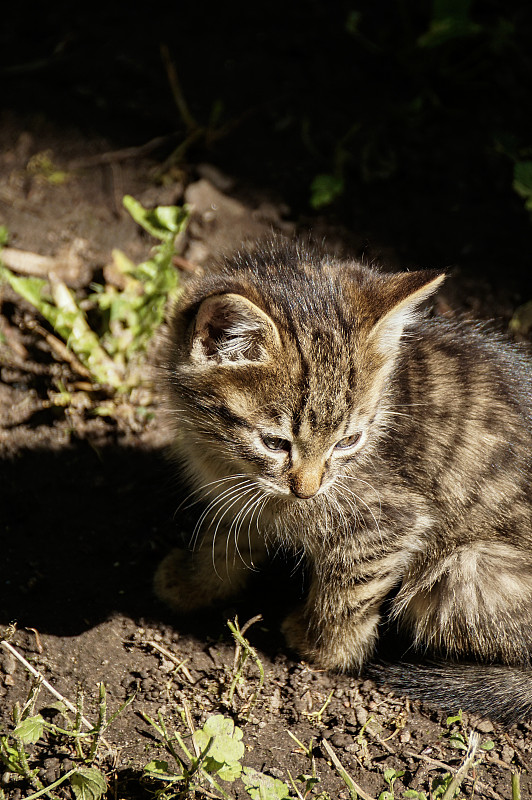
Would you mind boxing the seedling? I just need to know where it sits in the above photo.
[378,768,405,800]
[226,616,265,714]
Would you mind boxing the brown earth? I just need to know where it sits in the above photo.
[1,113,532,800]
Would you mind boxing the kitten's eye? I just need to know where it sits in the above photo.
[335,433,362,450]
[262,435,291,452]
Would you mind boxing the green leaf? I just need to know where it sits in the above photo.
[193,714,245,767]
[0,225,8,246]
[212,758,242,782]
[481,739,495,751]
[242,767,292,799]
[123,195,188,240]
[513,161,532,200]
[14,715,44,744]
[0,735,23,773]
[70,767,107,800]
[384,768,404,784]
[445,711,462,727]
[309,173,344,209]
[449,733,467,750]
[144,759,170,774]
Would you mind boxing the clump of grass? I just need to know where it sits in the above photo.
[0,196,188,415]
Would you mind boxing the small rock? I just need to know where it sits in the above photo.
[502,744,515,763]
[475,718,494,734]
[270,687,282,711]
[269,767,285,779]
[1,651,17,675]
[330,732,353,749]
[355,706,368,726]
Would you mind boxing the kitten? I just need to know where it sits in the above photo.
[155,239,532,724]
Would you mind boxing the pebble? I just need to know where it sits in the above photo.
[1,651,16,674]
[502,744,515,764]
[355,707,368,726]
[475,718,494,733]
[330,732,353,749]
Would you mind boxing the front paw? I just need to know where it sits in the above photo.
[281,606,378,672]
[154,547,239,613]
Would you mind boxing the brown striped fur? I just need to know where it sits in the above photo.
[155,239,532,723]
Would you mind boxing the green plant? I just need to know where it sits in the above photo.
[0,196,187,404]
[378,768,405,800]
[226,616,265,715]
[0,676,133,800]
[141,708,246,798]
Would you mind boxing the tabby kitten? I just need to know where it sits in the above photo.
[155,239,532,723]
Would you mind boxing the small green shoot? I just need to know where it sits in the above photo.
[303,689,334,724]
[226,615,265,714]
[378,768,405,800]
[512,771,521,800]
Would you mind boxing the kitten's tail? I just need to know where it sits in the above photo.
[367,662,532,725]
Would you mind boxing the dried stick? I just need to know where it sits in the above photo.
[321,737,375,800]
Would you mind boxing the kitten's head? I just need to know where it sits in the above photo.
[165,240,443,512]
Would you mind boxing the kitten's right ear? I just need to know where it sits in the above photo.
[189,293,281,365]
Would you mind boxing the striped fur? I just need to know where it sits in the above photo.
[155,239,532,723]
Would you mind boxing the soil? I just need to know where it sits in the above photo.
[2,113,532,800]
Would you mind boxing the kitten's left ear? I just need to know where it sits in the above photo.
[369,270,445,353]
[190,292,281,365]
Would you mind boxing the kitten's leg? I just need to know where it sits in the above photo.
[154,528,268,613]
[282,561,400,671]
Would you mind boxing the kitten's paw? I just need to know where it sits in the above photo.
[282,607,377,672]
[154,548,240,613]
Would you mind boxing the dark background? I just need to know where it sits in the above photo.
[2,1,532,286]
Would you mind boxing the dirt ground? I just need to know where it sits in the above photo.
[2,112,532,800]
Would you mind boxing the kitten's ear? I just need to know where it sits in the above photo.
[368,270,445,352]
[190,293,281,365]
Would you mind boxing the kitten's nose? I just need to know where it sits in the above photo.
[290,468,322,499]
